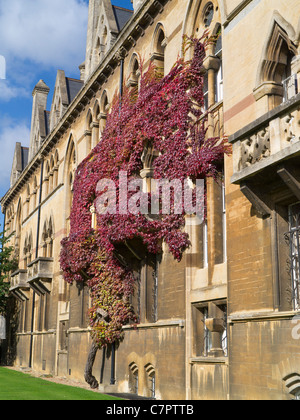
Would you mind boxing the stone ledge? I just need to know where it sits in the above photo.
[228,309,300,324]
[231,140,300,184]
[229,92,300,144]
[190,357,228,365]
[123,319,185,331]
[67,327,91,334]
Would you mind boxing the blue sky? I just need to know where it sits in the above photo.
[0,0,133,215]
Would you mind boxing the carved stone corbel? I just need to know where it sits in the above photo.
[240,182,272,217]
[277,165,300,201]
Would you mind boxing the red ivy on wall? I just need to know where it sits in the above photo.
[60,36,230,348]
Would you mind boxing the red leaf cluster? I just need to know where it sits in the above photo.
[60,36,230,347]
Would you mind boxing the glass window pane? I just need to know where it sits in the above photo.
[204,3,214,27]
[288,203,300,310]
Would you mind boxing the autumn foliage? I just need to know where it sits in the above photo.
[60,36,230,348]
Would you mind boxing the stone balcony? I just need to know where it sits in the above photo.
[10,269,30,301]
[27,257,53,295]
[229,92,300,216]
[230,92,300,184]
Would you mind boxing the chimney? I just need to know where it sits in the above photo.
[29,80,50,161]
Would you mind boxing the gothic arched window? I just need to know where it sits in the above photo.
[151,24,166,77]
[65,139,76,234]
[255,18,298,109]
[99,91,109,134]
[24,233,33,269]
[42,219,54,258]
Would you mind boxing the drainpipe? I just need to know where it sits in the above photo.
[109,58,124,386]
[2,211,6,257]
[1,211,6,364]
[120,58,124,100]
[29,157,44,368]
[110,343,116,385]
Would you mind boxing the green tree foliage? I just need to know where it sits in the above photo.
[0,230,17,316]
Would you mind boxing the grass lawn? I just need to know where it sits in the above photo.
[0,367,123,400]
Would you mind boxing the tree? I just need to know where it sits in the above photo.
[0,229,17,316]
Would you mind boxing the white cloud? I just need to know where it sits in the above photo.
[0,0,88,72]
[0,116,30,191]
[0,0,89,190]
[0,80,29,101]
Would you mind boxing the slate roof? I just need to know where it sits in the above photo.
[21,147,29,171]
[44,111,50,136]
[112,6,133,32]
[66,77,84,103]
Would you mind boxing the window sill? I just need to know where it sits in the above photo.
[123,319,185,331]
[199,100,223,122]
[228,309,300,324]
[17,330,56,336]
[190,356,228,365]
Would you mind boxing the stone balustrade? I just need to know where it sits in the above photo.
[9,269,30,301]
[27,257,53,295]
[230,92,300,184]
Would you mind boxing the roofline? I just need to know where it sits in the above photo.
[1,0,169,210]
[112,5,134,13]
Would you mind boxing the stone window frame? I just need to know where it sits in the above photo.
[151,23,167,77]
[127,53,141,89]
[202,24,223,112]
[254,12,299,111]
[23,232,33,269]
[285,202,300,311]
[129,362,139,395]
[192,300,228,359]
[145,363,156,399]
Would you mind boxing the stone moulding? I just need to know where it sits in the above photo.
[228,309,300,324]
[122,319,185,330]
[190,357,228,365]
[9,269,30,302]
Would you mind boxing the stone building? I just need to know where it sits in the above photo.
[1,0,300,400]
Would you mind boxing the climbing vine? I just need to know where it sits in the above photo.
[60,36,230,348]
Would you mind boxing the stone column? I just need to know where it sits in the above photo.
[203,53,220,137]
[91,122,100,149]
[205,302,226,357]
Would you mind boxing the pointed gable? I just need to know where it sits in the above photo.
[49,70,83,132]
[10,143,29,187]
[112,5,133,32]
[84,0,133,81]
[28,80,50,161]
